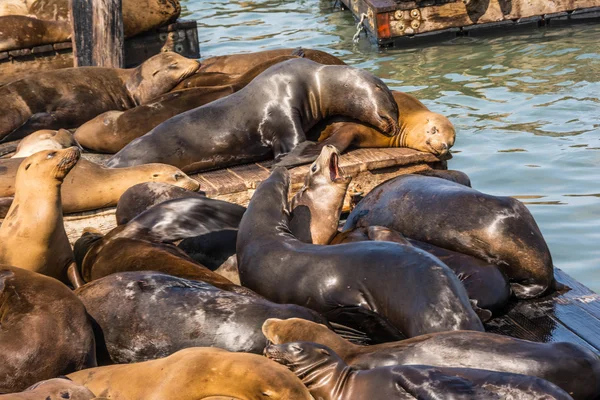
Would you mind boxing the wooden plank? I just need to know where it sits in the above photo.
[70,0,124,67]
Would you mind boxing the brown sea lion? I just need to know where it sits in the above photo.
[12,129,81,158]
[275,91,456,168]
[289,145,351,244]
[264,341,574,400]
[75,55,301,153]
[343,174,554,299]
[0,157,199,214]
[0,52,199,142]
[0,266,96,393]
[0,378,96,400]
[0,16,70,52]
[263,319,600,400]
[0,148,80,282]
[198,47,346,74]
[68,347,313,400]
[1,0,180,38]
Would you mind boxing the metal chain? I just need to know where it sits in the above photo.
[352,13,368,43]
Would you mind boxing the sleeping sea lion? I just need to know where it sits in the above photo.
[237,167,483,342]
[262,318,600,400]
[12,129,81,158]
[0,378,96,400]
[343,174,555,299]
[0,52,199,142]
[0,266,96,393]
[0,157,199,214]
[0,148,79,282]
[68,347,313,399]
[76,271,328,362]
[106,58,399,173]
[264,341,574,400]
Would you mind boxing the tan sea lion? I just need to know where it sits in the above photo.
[262,318,600,400]
[0,148,80,282]
[289,145,351,244]
[0,378,96,400]
[75,55,301,153]
[0,52,199,142]
[0,157,199,214]
[275,90,456,167]
[0,266,96,393]
[0,16,70,52]
[12,129,81,158]
[68,347,313,400]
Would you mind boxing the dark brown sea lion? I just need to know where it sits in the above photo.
[264,341,574,400]
[68,347,313,400]
[275,91,456,168]
[115,182,206,225]
[75,55,302,153]
[344,174,555,299]
[237,167,483,342]
[0,378,96,400]
[12,129,81,158]
[0,148,80,282]
[107,58,399,173]
[0,266,96,393]
[0,16,70,52]
[331,226,510,316]
[198,47,346,74]
[0,52,198,142]
[0,157,199,213]
[289,145,351,244]
[263,318,600,400]
[76,271,328,362]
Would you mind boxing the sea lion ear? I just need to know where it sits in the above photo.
[318,348,330,356]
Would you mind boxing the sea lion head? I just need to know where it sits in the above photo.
[127,52,200,105]
[13,129,82,158]
[290,145,351,244]
[262,318,336,347]
[323,65,399,136]
[402,112,456,157]
[264,341,342,374]
[138,164,201,192]
[18,146,81,182]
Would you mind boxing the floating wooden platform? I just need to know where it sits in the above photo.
[343,0,600,46]
[62,147,445,243]
[0,20,199,84]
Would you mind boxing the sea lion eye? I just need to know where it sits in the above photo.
[311,164,317,173]
[24,163,31,171]
[174,173,182,180]
[47,152,56,159]
[291,344,303,352]
[152,173,159,178]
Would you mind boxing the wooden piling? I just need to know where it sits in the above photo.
[69,0,124,67]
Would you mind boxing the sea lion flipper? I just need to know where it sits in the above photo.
[328,321,370,345]
[469,299,492,323]
[325,306,405,344]
[67,262,86,289]
[272,141,323,169]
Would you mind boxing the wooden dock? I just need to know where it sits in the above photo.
[0,20,199,84]
[343,0,600,46]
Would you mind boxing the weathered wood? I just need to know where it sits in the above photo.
[69,0,124,67]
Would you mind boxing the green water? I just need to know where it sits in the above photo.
[182,0,600,292]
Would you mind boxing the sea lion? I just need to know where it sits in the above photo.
[0,266,96,393]
[0,148,79,282]
[68,347,313,400]
[12,129,81,158]
[331,226,510,316]
[106,58,399,172]
[198,47,346,75]
[1,0,180,38]
[237,167,483,342]
[289,145,351,245]
[344,174,554,299]
[275,91,456,168]
[75,55,303,153]
[0,157,199,214]
[264,341,574,400]
[263,318,600,400]
[0,52,199,141]
[115,182,206,225]
[0,16,71,52]
[76,271,328,362]
[0,378,96,400]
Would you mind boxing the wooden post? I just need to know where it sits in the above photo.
[69,0,124,68]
